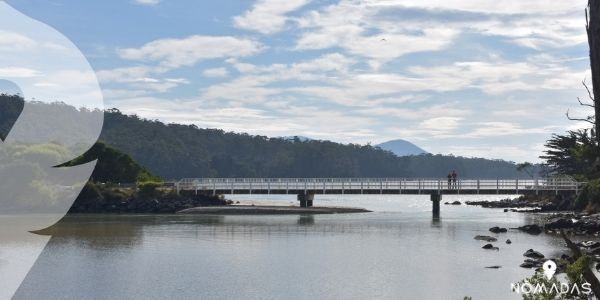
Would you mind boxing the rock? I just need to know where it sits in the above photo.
[489,226,508,233]
[504,209,509,212]
[444,202,450,205]
[517,224,542,235]
[506,239,512,244]
[485,266,501,269]
[451,201,462,205]
[520,261,536,268]
[474,235,498,242]
[579,241,600,248]
[523,249,545,259]
[482,244,499,250]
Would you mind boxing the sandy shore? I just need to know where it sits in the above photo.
[177,205,371,215]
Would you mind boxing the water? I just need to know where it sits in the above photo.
[12,195,572,299]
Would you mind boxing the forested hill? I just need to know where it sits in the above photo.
[99,109,528,179]
[0,95,531,180]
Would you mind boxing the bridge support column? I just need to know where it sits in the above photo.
[431,194,441,217]
[298,193,314,208]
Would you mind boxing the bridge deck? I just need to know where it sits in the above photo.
[175,178,582,196]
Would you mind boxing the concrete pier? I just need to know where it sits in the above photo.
[431,194,441,217]
[298,193,314,208]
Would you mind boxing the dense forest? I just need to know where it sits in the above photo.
[99,109,530,179]
[0,95,534,180]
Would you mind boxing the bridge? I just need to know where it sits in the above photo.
[174,177,583,216]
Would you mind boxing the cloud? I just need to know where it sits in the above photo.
[0,30,36,51]
[96,66,189,93]
[203,67,229,78]
[293,0,587,67]
[233,0,310,34]
[0,67,41,78]
[133,0,160,6]
[96,66,152,83]
[118,35,264,69]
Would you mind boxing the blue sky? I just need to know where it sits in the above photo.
[4,0,593,162]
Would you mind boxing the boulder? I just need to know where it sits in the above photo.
[474,235,498,242]
[517,224,542,235]
[520,261,536,268]
[523,249,544,259]
[489,226,508,233]
[451,201,462,205]
[506,239,512,244]
[482,244,499,251]
[485,266,501,269]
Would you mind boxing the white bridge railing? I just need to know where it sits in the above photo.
[174,177,583,195]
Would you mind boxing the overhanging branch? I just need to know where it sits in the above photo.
[566,109,596,124]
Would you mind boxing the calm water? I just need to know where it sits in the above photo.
[12,195,571,300]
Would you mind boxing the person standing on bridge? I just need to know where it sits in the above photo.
[447,172,452,189]
[452,170,458,189]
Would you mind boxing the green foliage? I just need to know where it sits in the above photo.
[566,256,592,291]
[62,142,160,183]
[99,109,534,179]
[541,129,600,181]
[517,258,594,300]
[138,181,162,198]
[519,269,563,300]
[0,95,540,180]
[575,179,600,209]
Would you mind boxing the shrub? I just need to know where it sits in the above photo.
[575,179,600,210]
[138,182,162,198]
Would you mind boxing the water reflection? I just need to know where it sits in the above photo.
[297,215,315,226]
[12,195,578,300]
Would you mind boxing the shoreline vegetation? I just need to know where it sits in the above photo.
[466,193,600,285]
[69,182,372,214]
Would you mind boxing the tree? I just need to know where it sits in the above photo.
[568,1,600,146]
[516,162,536,178]
[540,129,600,180]
[588,0,600,144]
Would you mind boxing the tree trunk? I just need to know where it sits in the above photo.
[588,0,600,144]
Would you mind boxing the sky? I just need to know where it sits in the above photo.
[3,0,595,162]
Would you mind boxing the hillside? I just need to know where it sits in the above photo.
[0,95,536,180]
[376,139,428,156]
[99,109,531,179]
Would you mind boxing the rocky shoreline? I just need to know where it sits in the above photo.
[466,194,600,273]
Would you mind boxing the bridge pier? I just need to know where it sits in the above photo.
[298,193,314,208]
[431,194,441,217]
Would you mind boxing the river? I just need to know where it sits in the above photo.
[13,195,569,299]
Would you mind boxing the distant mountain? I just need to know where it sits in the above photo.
[377,139,428,156]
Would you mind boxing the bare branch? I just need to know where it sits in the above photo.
[578,97,595,108]
[583,79,596,102]
[566,109,596,124]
